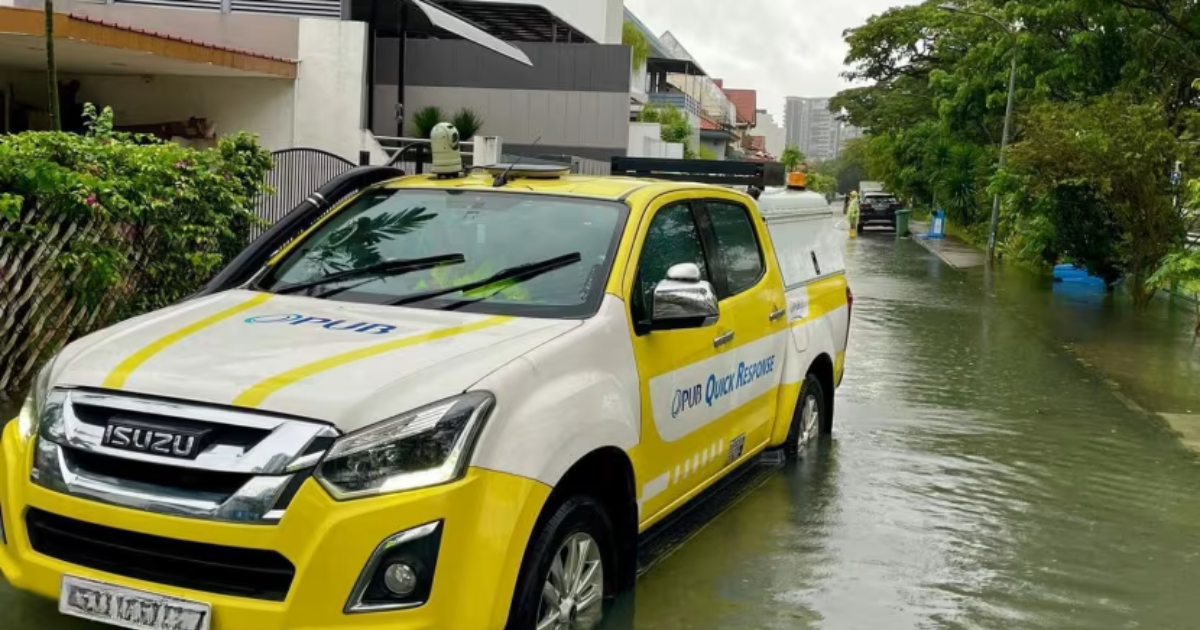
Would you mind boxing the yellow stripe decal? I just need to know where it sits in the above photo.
[233,315,512,408]
[103,293,274,390]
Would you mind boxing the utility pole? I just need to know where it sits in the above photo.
[939,5,1017,262]
[991,52,1017,261]
[44,0,60,131]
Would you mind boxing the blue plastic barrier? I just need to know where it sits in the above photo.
[1052,264,1106,292]
[928,210,946,239]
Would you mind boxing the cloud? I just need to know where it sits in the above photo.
[623,0,907,120]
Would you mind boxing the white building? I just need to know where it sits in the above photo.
[750,108,786,159]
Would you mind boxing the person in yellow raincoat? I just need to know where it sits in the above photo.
[845,190,861,238]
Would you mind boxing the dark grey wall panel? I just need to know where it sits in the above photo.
[386,40,631,93]
[505,143,626,162]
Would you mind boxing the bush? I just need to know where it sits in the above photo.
[411,106,445,139]
[451,108,484,140]
[0,105,272,410]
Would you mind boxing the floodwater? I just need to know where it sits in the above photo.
[4,216,1200,630]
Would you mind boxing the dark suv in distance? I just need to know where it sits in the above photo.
[859,193,902,232]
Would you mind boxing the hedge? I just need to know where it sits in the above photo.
[0,105,272,413]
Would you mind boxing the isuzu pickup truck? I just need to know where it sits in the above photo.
[1,142,851,630]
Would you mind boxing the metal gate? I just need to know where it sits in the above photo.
[251,148,355,240]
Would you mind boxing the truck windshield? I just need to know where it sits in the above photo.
[259,188,626,318]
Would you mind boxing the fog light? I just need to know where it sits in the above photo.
[346,520,443,613]
[383,563,418,596]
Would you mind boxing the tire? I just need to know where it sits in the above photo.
[857,222,865,233]
[783,373,829,459]
[507,496,616,630]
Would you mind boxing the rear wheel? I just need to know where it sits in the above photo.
[783,373,828,459]
[508,497,616,630]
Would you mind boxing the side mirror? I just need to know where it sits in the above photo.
[650,263,719,330]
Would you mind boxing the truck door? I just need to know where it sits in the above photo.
[697,199,790,452]
[627,197,742,522]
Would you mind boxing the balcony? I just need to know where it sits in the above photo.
[648,91,701,117]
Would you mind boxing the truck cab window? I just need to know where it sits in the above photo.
[706,201,765,297]
[633,203,711,322]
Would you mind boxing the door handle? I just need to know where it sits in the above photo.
[713,331,735,348]
[769,308,787,322]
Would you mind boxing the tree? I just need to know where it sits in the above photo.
[780,145,804,172]
[833,0,1200,297]
[1149,249,1200,338]
[623,21,650,71]
[44,0,60,130]
[1002,94,1187,308]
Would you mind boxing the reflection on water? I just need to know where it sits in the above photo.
[628,231,1200,630]
[6,225,1200,630]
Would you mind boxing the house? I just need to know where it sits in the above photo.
[2,0,632,164]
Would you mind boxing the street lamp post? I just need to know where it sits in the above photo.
[939,5,1017,262]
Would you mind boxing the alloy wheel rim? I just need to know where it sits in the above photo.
[797,394,820,452]
[537,532,604,630]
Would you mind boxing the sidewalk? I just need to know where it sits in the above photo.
[908,220,986,269]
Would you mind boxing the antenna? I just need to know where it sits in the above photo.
[493,136,542,188]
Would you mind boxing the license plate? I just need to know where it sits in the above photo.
[59,576,212,630]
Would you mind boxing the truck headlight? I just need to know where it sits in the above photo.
[315,392,494,500]
[17,360,54,442]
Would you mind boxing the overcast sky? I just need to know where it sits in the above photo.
[623,0,908,122]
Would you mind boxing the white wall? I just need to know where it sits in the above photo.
[627,122,659,157]
[293,18,368,162]
[0,66,296,148]
[627,123,684,158]
[75,75,296,151]
[469,0,623,44]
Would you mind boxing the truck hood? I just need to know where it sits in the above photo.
[52,290,580,432]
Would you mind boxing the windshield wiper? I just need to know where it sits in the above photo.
[385,253,582,307]
[273,254,466,296]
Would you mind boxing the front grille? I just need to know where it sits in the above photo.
[66,448,254,497]
[26,509,295,601]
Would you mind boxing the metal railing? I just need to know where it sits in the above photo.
[250,148,354,240]
[112,0,341,18]
[373,136,477,174]
[647,92,701,117]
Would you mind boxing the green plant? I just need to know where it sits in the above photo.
[1149,249,1200,338]
[0,103,273,410]
[411,106,445,139]
[698,145,718,160]
[780,145,804,172]
[639,104,695,150]
[451,108,484,140]
[623,21,651,71]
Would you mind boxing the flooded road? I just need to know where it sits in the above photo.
[630,229,1200,630]
[5,222,1200,630]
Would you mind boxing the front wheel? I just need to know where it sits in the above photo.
[508,496,616,630]
[783,373,828,459]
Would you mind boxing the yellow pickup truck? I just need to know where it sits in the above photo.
[1,132,851,630]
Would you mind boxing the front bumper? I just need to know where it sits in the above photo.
[0,421,550,630]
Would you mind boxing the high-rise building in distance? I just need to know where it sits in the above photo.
[785,97,838,161]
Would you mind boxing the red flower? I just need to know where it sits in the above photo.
[85,195,99,207]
